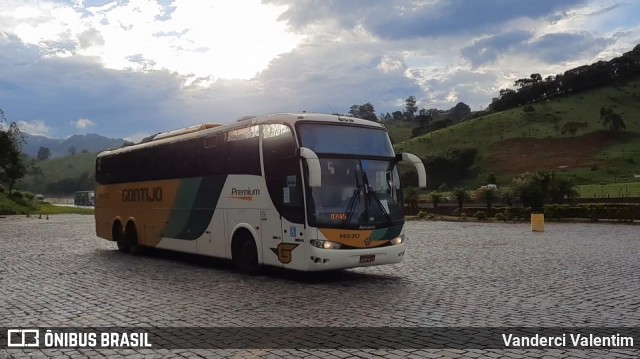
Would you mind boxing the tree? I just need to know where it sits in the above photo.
[561,121,588,136]
[37,146,51,161]
[600,106,626,131]
[404,96,417,121]
[449,102,471,122]
[512,171,577,212]
[0,109,27,194]
[431,193,441,212]
[391,111,404,121]
[477,187,498,211]
[452,187,468,216]
[404,187,420,215]
[68,146,77,156]
[486,173,497,184]
[379,112,392,122]
[501,188,517,207]
[2,151,28,195]
[348,102,377,122]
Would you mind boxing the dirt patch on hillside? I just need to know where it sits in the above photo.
[485,131,638,174]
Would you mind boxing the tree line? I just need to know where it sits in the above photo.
[488,44,640,112]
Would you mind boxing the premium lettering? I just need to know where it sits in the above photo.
[231,188,260,196]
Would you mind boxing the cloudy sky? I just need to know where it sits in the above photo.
[1,0,638,140]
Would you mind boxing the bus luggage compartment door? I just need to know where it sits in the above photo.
[260,209,283,267]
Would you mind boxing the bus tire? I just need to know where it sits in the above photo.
[125,221,142,255]
[232,230,260,274]
[113,221,128,252]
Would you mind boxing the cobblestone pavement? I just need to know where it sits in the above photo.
[1,215,639,358]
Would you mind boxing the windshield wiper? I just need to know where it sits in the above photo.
[362,171,392,224]
[343,167,362,224]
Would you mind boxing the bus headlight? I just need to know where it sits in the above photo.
[310,239,342,249]
[391,235,404,245]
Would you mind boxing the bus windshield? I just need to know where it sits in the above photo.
[297,123,394,157]
[308,158,404,229]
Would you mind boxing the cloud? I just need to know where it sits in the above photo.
[527,32,615,63]
[377,55,406,74]
[461,30,615,67]
[0,0,637,140]
[461,30,533,67]
[269,0,586,39]
[2,0,301,79]
[255,40,422,113]
[73,118,94,129]
[17,120,52,136]
[77,27,104,49]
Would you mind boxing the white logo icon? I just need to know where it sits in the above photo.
[7,329,40,347]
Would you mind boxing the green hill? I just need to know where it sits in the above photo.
[18,152,96,195]
[393,79,640,187]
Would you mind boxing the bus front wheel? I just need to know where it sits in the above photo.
[232,231,260,274]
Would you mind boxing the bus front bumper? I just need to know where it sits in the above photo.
[306,243,406,271]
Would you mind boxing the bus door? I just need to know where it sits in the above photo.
[260,209,284,267]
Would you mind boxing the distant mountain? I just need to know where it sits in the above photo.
[22,133,125,158]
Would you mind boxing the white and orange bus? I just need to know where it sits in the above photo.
[95,113,426,272]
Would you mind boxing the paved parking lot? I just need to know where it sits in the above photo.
[1,215,639,358]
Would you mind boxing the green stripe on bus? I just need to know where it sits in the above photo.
[370,224,403,241]
[163,175,227,240]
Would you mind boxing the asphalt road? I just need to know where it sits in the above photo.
[1,215,638,358]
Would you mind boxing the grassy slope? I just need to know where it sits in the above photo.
[0,192,93,215]
[383,121,415,144]
[394,79,640,187]
[18,152,97,194]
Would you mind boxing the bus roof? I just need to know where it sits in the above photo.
[98,113,385,158]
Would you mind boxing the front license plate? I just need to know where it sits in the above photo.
[359,255,375,263]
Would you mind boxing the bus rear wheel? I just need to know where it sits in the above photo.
[124,221,142,255]
[113,221,128,253]
[232,231,260,274]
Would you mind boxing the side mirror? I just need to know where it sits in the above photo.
[397,152,426,188]
[298,147,322,187]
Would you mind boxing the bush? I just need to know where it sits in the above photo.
[24,192,34,200]
[417,211,427,218]
[0,184,5,193]
[475,210,487,220]
[10,191,23,199]
[495,212,506,221]
[504,207,531,221]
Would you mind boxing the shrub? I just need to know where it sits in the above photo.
[475,210,487,220]
[11,191,23,199]
[495,212,506,221]
[417,211,427,218]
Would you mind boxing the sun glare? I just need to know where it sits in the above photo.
[5,0,300,80]
[89,0,300,79]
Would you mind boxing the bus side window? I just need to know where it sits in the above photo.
[227,127,261,175]
[262,124,304,224]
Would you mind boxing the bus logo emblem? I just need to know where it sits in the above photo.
[270,243,299,264]
[364,237,371,246]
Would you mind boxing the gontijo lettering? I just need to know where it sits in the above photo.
[121,187,163,202]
